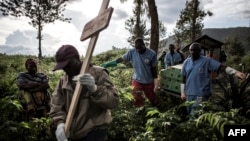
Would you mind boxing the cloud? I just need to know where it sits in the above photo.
[0,29,59,56]
[0,0,249,57]
[203,0,250,28]
[242,10,250,18]
[112,9,129,20]
[63,9,87,32]
[5,30,37,46]
[0,30,38,55]
[157,0,186,24]
[0,45,37,55]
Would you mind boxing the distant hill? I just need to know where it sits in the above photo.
[161,27,250,54]
[202,27,250,51]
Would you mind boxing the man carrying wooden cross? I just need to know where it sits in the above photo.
[50,45,119,141]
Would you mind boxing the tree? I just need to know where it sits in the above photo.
[121,0,165,54]
[223,37,245,56]
[124,0,150,46]
[173,0,212,46]
[158,21,167,50]
[247,35,250,47]
[146,0,160,54]
[0,0,71,58]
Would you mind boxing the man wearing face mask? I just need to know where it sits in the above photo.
[101,37,159,107]
[50,45,119,141]
[181,42,246,118]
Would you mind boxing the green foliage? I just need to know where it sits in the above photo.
[212,73,250,114]
[1,53,250,141]
[21,117,55,141]
[93,49,127,65]
[0,96,23,122]
[174,0,213,45]
[196,109,250,138]
[223,37,245,56]
[122,0,166,52]
[0,55,59,140]
[225,51,250,74]
[240,52,250,72]
[125,17,150,46]
[124,0,150,46]
[0,0,71,27]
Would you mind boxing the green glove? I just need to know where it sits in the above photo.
[101,60,118,68]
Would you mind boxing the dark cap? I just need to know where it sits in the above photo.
[53,45,79,71]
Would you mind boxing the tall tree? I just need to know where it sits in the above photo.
[125,0,150,46]
[146,0,159,54]
[121,0,164,54]
[0,0,71,58]
[223,37,245,56]
[173,0,212,46]
[158,21,167,50]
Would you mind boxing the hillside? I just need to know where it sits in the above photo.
[203,27,250,51]
[161,27,250,54]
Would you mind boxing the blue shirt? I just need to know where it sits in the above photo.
[164,52,181,68]
[122,48,157,84]
[181,56,221,96]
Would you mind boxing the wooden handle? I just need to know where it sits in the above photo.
[64,0,110,137]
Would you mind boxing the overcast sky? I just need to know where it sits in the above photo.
[0,0,249,57]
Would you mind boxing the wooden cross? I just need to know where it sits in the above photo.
[64,0,113,136]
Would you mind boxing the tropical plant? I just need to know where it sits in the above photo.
[196,109,250,138]
[213,73,250,113]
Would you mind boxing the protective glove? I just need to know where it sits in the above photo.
[101,60,117,68]
[73,73,97,92]
[55,123,68,141]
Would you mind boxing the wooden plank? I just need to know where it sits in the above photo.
[80,7,113,41]
[64,0,111,137]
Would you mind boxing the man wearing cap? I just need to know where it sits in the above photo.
[181,42,246,119]
[101,37,159,107]
[50,45,119,141]
[16,58,50,121]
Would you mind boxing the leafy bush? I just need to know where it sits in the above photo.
[1,50,250,141]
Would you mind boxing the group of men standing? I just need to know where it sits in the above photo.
[15,38,246,141]
[158,44,185,69]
